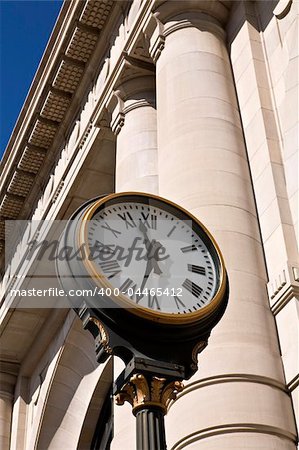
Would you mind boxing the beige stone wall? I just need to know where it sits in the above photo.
[229,0,299,434]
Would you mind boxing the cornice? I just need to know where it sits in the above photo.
[0,0,121,260]
[0,0,79,175]
[0,0,158,271]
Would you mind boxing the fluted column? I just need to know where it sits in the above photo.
[112,75,158,194]
[150,2,297,449]
[0,372,16,450]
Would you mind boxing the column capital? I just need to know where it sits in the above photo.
[109,75,156,135]
[152,0,231,26]
[148,1,229,62]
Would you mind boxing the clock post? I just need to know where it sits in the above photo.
[56,192,229,450]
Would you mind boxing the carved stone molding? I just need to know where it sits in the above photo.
[110,74,155,135]
[148,1,229,62]
[152,0,232,26]
[149,13,165,63]
[268,263,299,315]
[162,14,225,42]
[110,90,126,135]
[115,373,184,415]
[131,33,152,62]
[171,423,297,449]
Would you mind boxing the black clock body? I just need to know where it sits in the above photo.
[56,193,229,379]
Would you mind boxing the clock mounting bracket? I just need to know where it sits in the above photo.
[78,305,211,380]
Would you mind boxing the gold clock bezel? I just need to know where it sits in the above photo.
[78,192,227,325]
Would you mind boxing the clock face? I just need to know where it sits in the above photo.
[79,193,225,321]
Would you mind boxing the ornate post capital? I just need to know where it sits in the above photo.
[115,373,184,415]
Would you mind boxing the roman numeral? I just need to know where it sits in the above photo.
[90,240,115,259]
[140,212,157,229]
[182,278,203,298]
[181,244,197,253]
[118,212,136,229]
[188,264,206,276]
[167,225,176,237]
[99,260,121,279]
[173,295,186,310]
[148,293,161,310]
[101,222,121,238]
[120,278,138,298]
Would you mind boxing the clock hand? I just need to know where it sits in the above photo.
[139,221,163,275]
[139,259,153,290]
[136,222,164,303]
[139,221,150,250]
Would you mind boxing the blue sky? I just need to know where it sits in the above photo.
[0,0,63,159]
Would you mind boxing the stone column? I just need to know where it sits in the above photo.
[0,372,16,450]
[110,73,158,449]
[111,75,158,194]
[149,2,297,449]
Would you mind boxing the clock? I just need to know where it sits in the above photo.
[76,192,227,325]
[56,191,229,376]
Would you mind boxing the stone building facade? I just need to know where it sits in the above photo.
[0,0,298,449]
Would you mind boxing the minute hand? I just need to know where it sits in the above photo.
[139,222,163,275]
[136,223,162,303]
